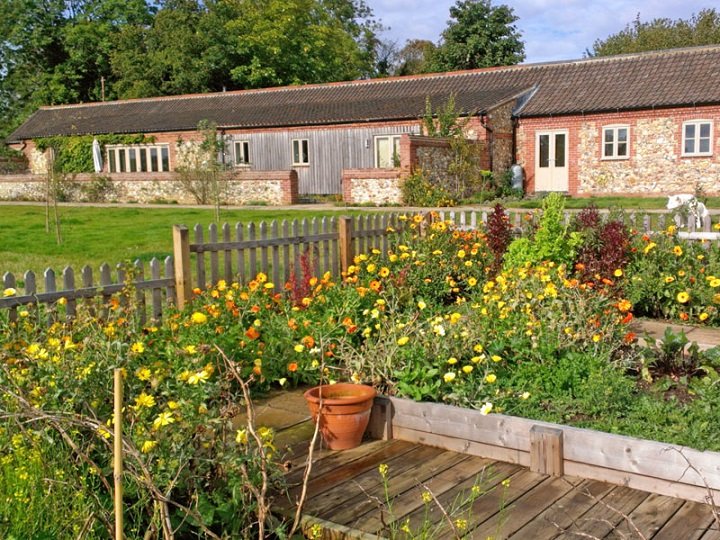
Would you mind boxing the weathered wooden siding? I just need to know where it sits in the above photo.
[227,125,419,195]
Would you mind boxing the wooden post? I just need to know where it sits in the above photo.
[530,425,564,476]
[338,216,353,275]
[367,396,393,441]
[172,225,192,310]
[113,368,124,539]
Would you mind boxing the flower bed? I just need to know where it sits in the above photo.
[3,194,720,536]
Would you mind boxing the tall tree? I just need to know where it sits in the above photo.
[394,39,437,75]
[429,0,524,71]
[589,9,720,56]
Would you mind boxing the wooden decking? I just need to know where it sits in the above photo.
[277,438,719,539]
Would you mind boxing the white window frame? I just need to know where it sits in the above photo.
[106,144,170,173]
[374,135,402,168]
[291,139,309,166]
[234,140,250,166]
[682,120,713,157]
[601,125,630,160]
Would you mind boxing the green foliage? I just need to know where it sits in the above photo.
[589,9,720,56]
[394,39,437,75]
[430,0,525,71]
[504,193,582,268]
[422,95,466,138]
[401,169,457,207]
[34,134,151,174]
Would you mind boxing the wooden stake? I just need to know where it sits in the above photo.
[172,225,192,310]
[113,368,124,539]
[338,216,353,275]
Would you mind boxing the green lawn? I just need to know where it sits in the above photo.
[504,195,720,209]
[0,205,368,279]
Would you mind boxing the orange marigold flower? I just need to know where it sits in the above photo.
[245,327,260,340]
[301,335,315,349]
[369,280,382,292]
[617,299,632,313]
[621,312,633,324]
[287,362,298,372]
[623,332,637,344]
[679,312,689,321]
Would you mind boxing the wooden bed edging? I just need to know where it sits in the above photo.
[367,396,720,505]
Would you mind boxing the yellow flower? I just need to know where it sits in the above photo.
[141,440,157,453]
[256,272,267,283]
[455,519,467,531]
[131,341,145,354]
[491,355,502,363]
[152,412,175,430]
[167,401,180,410]
[236,429,248,445]
[417,300,427,310]
[294,344,304,353]
[183,345,197,354]
[447,357,458,365]
[366,263,377,273]
[443,372,456,383]
[136,367,152,381]
[462,365,473,374]
[397,336,409,346]
[421,491,432,503]
[677,291,690,304]
[467,277,477,287]
[97,427,111,440]
[521,391,531,400]
[191,312,207,324]
[378,463,388,478]
[457,249,466,259]
[3,287,17,297]
[449,312,462,324]
[710,279,720,288]
[643,242,657,254]
[187,369,210,385]
[592,334,601,342]
[699,312,710,321]
[378,267,390,278]
[664,276,675,284]
[485,373,497,384]
[480,402,493,415]
[673,245,683,256]
[134,392,156,409]
[501,478,511,488]
[473,344,484,353]
[614,269,623,277]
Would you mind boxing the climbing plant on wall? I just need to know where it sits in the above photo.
[34,134,154,174]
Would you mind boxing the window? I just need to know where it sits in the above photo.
[107,144,170,173]
[374,135,401,168]
[234,141,250,166]
[683,120,713,156]
[602,126,629,159]
[292,139,309,166]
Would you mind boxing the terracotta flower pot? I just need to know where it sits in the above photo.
[304,383,376,450]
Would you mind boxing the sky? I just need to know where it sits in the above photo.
[368,0,714,64]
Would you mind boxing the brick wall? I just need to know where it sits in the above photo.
[518,105,720,196]
[0,170,299,205]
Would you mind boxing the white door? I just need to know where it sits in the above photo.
[535,130,568,192]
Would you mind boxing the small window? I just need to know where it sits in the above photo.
[292,139,309,166]
[374,135,401,168]
[234,141,250,166]
[683,120,713,156]
[602,126,629,160]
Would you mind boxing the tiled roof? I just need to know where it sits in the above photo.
[8,45,720,142]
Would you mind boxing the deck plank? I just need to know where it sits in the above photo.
[307,444,447,518]
[278,439,416,511]
[470,474,579,539]
[606,492,685,539]
[509,478,615,538]
[328,448,472,527]
[652,500,717,540]
[556,486,650,538]
[357,454,501,534]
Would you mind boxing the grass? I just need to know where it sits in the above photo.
[0,205,370,278]
[502,195,720,210]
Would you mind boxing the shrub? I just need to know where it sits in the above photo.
[401,168,457,207]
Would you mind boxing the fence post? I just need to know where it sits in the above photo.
[339,216,354,275]
[173,225,192,310]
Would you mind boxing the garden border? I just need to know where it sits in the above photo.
[368,396,720,505]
